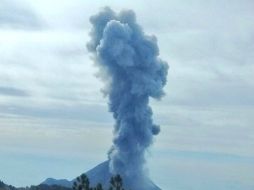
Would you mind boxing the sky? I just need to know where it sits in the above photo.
[0,0,254,189]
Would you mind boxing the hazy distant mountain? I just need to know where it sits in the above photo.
[0,180,71,190]
[41,179,72,188]
[41,161,161,190]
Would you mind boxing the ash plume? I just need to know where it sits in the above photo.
[87,7,168,188]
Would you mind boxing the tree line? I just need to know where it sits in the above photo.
[0,175,127,190]
[73,174,126,190]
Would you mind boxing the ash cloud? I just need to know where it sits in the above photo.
[87,7,168,187]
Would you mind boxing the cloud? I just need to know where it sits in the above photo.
[0,0,253,188]
[0,0,44,29]
[149,150,254,190]
[0,121,112,186]
[0,0,252,157]
[0,102,112,123]
[0,86,29,97]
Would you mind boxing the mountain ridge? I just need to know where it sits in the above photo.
[41,161,161,190]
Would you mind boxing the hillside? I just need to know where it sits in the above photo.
[41,161,161,190]
[0,180,71,190]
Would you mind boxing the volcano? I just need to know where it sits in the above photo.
[43,7,167,190]
[42,161,161,190]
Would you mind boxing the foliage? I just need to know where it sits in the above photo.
[36,185,72,190]
[72,174,127,190]
[0,182,72,190]
[1,174,128,190]
[72,174,90,190]
[0,181,5,188]
[108,175,125,190]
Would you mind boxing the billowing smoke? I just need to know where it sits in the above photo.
[87,7,168,188]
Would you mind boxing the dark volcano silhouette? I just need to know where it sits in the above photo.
[42,161,161,190]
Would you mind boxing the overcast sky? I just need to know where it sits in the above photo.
[0,0,254,189]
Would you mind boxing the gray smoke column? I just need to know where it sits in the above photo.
[87,7,168,188]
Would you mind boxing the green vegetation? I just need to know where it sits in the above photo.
[0,181,5,188]
[0,180,17,190]
[0,174,127,190]
[109,175,125,190]
[0,181,71,190]
[72,174,126,190]
[73,174,90,190]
